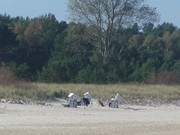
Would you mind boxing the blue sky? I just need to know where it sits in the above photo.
[0,0,179,27]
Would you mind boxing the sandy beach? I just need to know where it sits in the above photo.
[0,102,180,135]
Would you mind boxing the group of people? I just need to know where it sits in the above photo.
[66,92,92,108]
[65,92,123,108]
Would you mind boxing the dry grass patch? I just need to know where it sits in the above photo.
[35,83,180,104]
[1,83,180,104]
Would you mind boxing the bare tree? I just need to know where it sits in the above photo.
[68,0,159,63]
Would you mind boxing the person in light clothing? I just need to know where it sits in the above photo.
[109,93,122,108]
[67,93,78,108]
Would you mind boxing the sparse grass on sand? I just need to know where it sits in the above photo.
[0,83,180,104]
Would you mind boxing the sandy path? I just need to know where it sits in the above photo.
[0,103,180,135]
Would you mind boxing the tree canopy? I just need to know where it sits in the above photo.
[0,2,180,84]
[68,0,159,63]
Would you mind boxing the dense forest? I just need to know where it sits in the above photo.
[1,0,180,85]
[0,13,180,84]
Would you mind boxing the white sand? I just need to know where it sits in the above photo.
[0,103,180,135]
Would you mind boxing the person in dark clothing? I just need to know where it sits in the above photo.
[83,97,90,106]
[82,92,91,106]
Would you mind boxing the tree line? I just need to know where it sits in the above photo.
[0,1,180,84]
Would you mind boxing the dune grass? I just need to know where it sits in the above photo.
[0,83,180,104]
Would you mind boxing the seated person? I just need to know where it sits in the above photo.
[82,92,91,106]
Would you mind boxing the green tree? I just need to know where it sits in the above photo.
[68,0,158,63]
